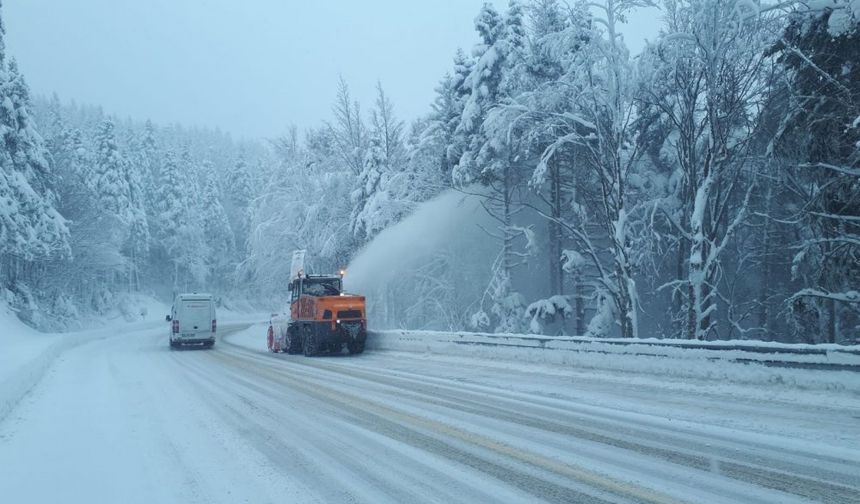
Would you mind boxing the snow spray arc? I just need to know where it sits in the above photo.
[344,188,495,329]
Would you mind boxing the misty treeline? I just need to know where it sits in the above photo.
[0,3,266,328]
[1,1,858,341]
[260,0,859,342]
[4,93,267,328]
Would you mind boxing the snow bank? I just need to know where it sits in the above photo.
[0,298,168,421]
[0,299,270,422]
[367,330,860,392]
[0,304,51,397]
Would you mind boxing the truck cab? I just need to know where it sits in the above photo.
[168,293,216,349]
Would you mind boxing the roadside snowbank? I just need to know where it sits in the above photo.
[367,330,860,393]
[0,304,53,401]
[0,301,169,421]
[0,300,272,421]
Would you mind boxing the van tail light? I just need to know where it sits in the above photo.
[172,320,179,334]
[212,319,217,333]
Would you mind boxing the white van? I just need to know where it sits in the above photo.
[167,293,217,349]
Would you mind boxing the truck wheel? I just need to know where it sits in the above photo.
[302,326,319,357]
[266,326,275,352]
[286,326,301,354]
[347,340,365,355]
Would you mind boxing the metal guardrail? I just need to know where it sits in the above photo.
[370,330,860,373]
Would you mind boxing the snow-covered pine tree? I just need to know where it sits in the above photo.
[370,82,406,170]
[139,119,160,202]
[518,0,591,335]
[421,73,461,179]
[91,118,154,290]
[0,20,69,300]
[328,77,368,177]
[153,150,207,290]
[351,133,387,241]
[225,152,253,257]
[526,0,566,80]
[769,2,860,342]
[92,119,133,223]
[200,161,234,289]
[443,49,475,174]
[636,0,777,340]
[123,129,150,291]
[0,3,67,320]
[455,1,532,334]
[453,3,505,187]
[527,0,647,338]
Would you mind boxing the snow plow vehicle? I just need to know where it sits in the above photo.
[267,251,367,356]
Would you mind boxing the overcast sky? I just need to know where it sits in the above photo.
[5,0,660,140]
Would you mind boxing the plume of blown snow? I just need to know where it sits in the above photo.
[345,188,487,294]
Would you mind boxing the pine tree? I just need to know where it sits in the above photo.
[225,152,253,255]
[328,77,368,176]
[0,34,68,267]
[444,49,475,172]
[0,3,68,319]
[351,134,387,240]
[200,162,234,288]
[770,4,860,342]
[453,3,505,185]
[92,119,133,223]
[154,150,196,289]
[124,132,150,291]
[454,1,533,333]
[370,82,406,169]
[526,0,567,81]
[140,119,160,202]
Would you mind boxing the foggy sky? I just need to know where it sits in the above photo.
[5,0,659,140]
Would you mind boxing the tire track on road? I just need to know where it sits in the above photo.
[204,342,692,504]
[219,334,860,504]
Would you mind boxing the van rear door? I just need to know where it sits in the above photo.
[180,298,212,335]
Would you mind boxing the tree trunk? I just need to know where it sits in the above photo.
[758,187,773,339]
[827,297,837,344]
[548,161,564,296]
[574,275,585,335]
[675,239,688,338]
[503,165,513,278]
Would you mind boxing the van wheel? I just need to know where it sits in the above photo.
[302,326,319,357]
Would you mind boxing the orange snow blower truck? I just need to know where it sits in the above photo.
[267,251,367,356]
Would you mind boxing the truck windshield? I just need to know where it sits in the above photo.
[302,278,341,296]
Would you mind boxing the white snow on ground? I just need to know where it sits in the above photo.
[0,323,317,504]
[223,325,860,502]
[0,298,173,420]
[231,325,860,452]
[0,298,264,422]
[366,329,860,394]
[1,320,858,503]
[0,304,54,418]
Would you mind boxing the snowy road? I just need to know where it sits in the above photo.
[1,323,859,504]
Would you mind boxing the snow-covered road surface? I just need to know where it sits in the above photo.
[1,323,858,504]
